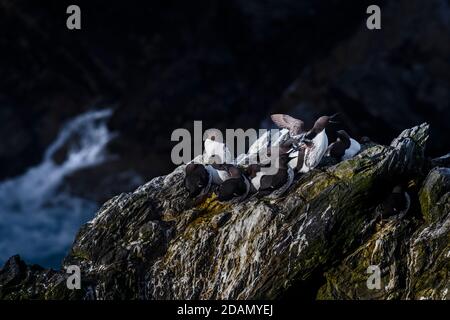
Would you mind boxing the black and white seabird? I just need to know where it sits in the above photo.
[377,185,411,220]
[265,137,310,172]
[184,162,235,198]
[247,152,295,198]
[184,163,213,198]
[217,166,251,202]
[209,163,235,184]
[299,114,338,173]
[327,130,361,161]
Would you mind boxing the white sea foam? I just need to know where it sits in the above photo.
[0,109,114,268]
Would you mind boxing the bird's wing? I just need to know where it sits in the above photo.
[271,114,305,135]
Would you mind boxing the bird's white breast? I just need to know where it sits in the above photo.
[205,165,223,185]
[302,130,328,171]
[343,138,361,160]
[251,171,265,190]
[217,169,231,183]
[204,139,233,164]
[288,151,299,169]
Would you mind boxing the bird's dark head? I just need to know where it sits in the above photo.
[217,177,246,201]
[184,163,209,197]
[245,164,260,178]
[360,136,372,144]
[312,113,339,132]
[228,166,242,178]
[392,185,403,193]
[336,130,350,142]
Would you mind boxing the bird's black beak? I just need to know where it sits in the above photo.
[329,113,340,124]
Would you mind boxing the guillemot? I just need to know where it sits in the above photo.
[184,163,213,198]
[217,166,251,202]
[184,162,235,198]
[299,114,338,173]
[377,185,411,220]
[263,138,306,172]
[327,130,361,161]
[209,163,236,184]
[247,152,295,198]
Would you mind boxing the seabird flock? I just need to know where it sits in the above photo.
[184,113,361,202]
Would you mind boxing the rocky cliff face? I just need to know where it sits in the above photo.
[0,123,448,300]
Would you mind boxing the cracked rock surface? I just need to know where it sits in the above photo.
[1,123,448,300]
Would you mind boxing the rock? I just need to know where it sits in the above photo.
[317,210,450,300]
[318,153,450,300]
[211,212,232,229]
[0,255,81,300]
[419,167,450,224]
[407,212,450,300]
[431,153,450,168]
[0,123,448,300]
[317,217,417,299]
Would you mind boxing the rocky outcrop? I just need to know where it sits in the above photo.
[419,168,450,224]
[1,123,448,300]
[0,255,81,300]
[315,135,449,300]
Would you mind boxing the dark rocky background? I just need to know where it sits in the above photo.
[0,0,449,268]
